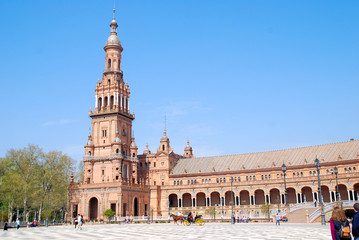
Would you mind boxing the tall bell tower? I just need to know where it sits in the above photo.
[83,6,137,185]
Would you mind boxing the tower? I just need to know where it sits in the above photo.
[84,6,136,185]
[183,139,193,158]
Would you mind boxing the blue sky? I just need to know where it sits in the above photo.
[0,0,358,162]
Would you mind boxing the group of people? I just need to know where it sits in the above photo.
[74,214,84,230]
[237,216,251,223]
[330,203,359,240]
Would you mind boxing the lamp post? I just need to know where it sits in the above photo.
[334,166,340,202]
[46,184,51,227]
[315,158,326,225]
[281,164,289,206]
[230,177,234,224]
[277,195,280,212]
[147,164,151,224]
[168,199,170,223]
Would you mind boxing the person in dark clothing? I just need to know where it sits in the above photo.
[352,203,359,240]
[330,207,351,240]
[3,222,8,231]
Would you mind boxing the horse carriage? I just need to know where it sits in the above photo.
[170,212,205,226]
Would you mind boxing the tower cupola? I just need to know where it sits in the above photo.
[184,139,193,158]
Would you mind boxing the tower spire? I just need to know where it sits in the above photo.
[113,0,116,20]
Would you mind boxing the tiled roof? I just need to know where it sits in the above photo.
[172,140,359,175]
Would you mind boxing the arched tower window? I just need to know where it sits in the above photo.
[118,59,121,69]
[132,153,135,157]
[104,97,108,107]
[110,96,114,108]
[162,145,165,151]
[98,98,102,110]
[116,149,119,154]
[108,59,111,69]
[88,151,91,156]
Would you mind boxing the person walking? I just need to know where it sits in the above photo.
[77,214,83,230]
[330,207,351,240]
[3,222,8,231]
[275,213,280,226]
[16,218,20,230]
[352,203,359,240]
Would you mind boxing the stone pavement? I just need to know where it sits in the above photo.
[0,223,331,240]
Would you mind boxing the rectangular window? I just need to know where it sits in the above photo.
[154,181,156,185]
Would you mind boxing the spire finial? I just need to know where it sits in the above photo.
[113,0,116,20]
[164,113,167,134]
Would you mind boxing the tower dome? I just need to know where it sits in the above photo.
[106,6,121,47]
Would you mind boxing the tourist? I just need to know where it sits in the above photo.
[77,214,83,230]
[330,207,351,240]
[16,218,20,230]
[74,217,78,229]
[3,222,8,231]
[352,203,359,240]
[275,213,280,226]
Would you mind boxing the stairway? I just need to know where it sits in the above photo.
[286,208,317,223]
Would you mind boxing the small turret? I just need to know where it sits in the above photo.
[183,139,193,158]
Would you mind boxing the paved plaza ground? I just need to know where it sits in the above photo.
[1,223,331,240]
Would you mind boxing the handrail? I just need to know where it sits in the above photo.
[309,200,355,223]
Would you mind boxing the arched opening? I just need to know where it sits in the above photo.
[89,197,98,220]
[108,58,111,68]
[321,185,330,203]
[254,189,265,205]
[110,95,114,108]
[302,186,313,202]
[104,97,108,108]
[182,193,192,207]
[118,59,121,69]
[98,97,102,110]
[196,192,206,207]
[210,192,220,206]
[88,151,91,156]
[269,188,280,204]
[287,188,297,204]
[134,198,139,216]
[225,191,235,206]
[169,194,178,207]
[162,145,165,151]
[354,183,359,201]
[338,184,349,200]
[240,190,250,205]
[116,149,119,154]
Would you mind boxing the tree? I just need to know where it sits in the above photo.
[260,203,272,221]
[205,206,217,221]
[104,209,115,222]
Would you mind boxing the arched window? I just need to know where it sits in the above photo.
[98,97,102,110]
[162,145,165,151]
[88,151,91,156]
[108,58,111,68]
[309,171,312,176]
[132,153,135,157]
[104,97,108,107]
[118,59,121,69]
[110,95,114,108]
[116,149,119,154]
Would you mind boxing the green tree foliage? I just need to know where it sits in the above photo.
[0,144,75,222]
[260,203,272,221]
[103,209,115,222]
[205,206,217,221]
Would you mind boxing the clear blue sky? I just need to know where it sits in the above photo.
[0,0,358,162]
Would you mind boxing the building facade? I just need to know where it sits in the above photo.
[68,9,359,222]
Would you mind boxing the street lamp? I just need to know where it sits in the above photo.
[230,177,234,224]
[46,184,51,227]
[147,164,151,224]
[281,164,289,206]
[334,166,340,201]
[314,158,326,225]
